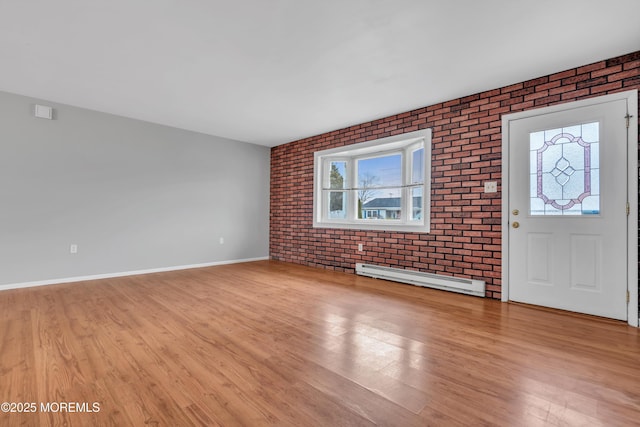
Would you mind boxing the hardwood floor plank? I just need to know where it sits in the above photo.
[0,260,639,426]
[263,351,435,427]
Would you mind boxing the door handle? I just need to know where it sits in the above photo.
[512,221,520,229]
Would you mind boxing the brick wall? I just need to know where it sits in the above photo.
[270,50,640,299]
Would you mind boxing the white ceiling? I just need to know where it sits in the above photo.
[1,1,639,147]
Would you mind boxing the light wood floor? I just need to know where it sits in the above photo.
[1,261,639,426]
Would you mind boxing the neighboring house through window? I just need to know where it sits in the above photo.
[313,129,431,232]
[361,196,423,220]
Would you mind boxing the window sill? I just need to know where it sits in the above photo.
[313,221,430,233]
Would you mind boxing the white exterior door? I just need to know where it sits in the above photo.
[505,96,631,320]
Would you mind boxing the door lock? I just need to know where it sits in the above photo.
[512,209,519,216]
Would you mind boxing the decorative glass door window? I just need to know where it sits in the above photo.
[529,122,600,215]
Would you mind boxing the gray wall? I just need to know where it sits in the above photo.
[0,90,270,286]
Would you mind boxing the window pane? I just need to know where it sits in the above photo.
[328,191,347,219]
[411,187,423,220]
[357,154,401,188]
[360,187,402,220]
[412,148,424,184]
[529,122,600,216]
[329,161,346,189]
[357,154,402,219]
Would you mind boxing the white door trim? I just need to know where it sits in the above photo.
[501,90,638,327]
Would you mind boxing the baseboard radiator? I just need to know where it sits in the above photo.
[355,263,485,297]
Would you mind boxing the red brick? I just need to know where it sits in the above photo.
[590,81,623,94]
[549,69,577,81]
[576,61,606,74]
[608,68,640,82]
[591,65,622,78]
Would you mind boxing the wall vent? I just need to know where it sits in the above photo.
[356,263,485,297]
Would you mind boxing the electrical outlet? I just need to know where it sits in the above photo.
[358,243,363,252]
[484,181,498,193]
[70,244,78,254]
[219,237,224,245]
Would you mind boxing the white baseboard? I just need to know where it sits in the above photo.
[0,256,269,292]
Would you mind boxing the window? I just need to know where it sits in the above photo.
[313,129,431,232]
[529,122,600,216]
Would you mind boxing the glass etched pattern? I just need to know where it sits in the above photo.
[529,122,600,216]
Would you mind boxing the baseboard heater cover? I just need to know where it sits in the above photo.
[355,263,485,297]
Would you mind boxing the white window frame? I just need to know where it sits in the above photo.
[313,129,431,232]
